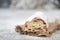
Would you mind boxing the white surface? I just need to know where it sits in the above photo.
[0,9,60,40]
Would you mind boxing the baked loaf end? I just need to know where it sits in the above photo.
[22,17,50,37]
[24,17,47,32]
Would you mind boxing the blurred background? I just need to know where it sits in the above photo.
[0,0,60,40]
[0,0,60,10]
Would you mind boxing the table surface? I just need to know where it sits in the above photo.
[0,9,60,40]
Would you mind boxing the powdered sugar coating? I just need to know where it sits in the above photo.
[26,11,48,28]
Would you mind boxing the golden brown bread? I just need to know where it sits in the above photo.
[15,18,60,37]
